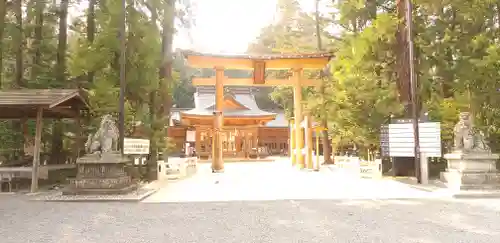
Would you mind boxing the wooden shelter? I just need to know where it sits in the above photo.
[0,89,89,192]
[182,51,333,172]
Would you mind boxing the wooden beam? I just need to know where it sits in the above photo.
[265,58,330,69]
[191,77,322,87]
[48,107,79,118]
[30,107,43,193]
[253,60,266,84]
[186,55,330,69]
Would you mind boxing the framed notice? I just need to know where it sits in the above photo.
[186,130,196,142]
[123,138,150,155]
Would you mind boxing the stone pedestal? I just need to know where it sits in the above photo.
[63,152,137,195]
[441,152,500,191]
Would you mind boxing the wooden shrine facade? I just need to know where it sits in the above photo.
[166,85,291,159]
[166,124,289,159]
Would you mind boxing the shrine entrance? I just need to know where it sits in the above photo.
[194,126,259,160]
[182,51,333,172]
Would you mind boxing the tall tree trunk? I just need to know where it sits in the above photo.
[55,0,68,85]
[12,0,24,159]
[392,0,415,176]
[86,0,96,87]
[147,0,159,181]
[395,0,411,114]
[314,0,332,164]
[148,0,175,180]
[13,0,23,88]
[51,0,69,164]
[0,0,9,88]
[31,0,44,83]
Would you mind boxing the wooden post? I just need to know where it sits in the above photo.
[21,118,28,156]
[289,118,296,165]
[73,110,82,161]
[235,129,241,154]
[244,131,249,158]
[212,66,225,172]
[315,127,320,171]
[195,128,201,158]
[304,115,314,169]
[293,68,304,168]
[30,108,43,193]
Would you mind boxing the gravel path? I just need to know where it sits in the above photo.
[1,195,500,243]
[2,161,499,243]
[145,161,436,202]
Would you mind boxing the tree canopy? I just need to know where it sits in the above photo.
[249,0,500,155]
[1,0,500,166]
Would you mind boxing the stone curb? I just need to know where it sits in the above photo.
[393,179,500,199]
[30,188,158,203]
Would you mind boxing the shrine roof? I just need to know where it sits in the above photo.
[0,89,89,119]
[265,113,288,127]
[181,108,276,118]
[0,89,86,107]
[181,86,276,118]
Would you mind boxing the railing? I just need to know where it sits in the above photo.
[0,164,76,192]
[157,157,198,180]
[334,156,382,179]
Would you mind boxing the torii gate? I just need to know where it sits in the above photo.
[183,51,333,172]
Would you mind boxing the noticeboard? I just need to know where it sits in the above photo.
[380,122,441,157]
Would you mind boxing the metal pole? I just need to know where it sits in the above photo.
[405,0,421,183]
[119,0,126,154]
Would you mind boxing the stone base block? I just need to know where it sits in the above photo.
[68,176,132,189]
[440,170,500,190]
[76,152,130,164]
[62,183,138,195]
[444,152,499,172]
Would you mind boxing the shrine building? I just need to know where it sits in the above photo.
[168,86,289,159]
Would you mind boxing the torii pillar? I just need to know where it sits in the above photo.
[292,68,305,168]
[289,118,296,165]
[212,66,225,173]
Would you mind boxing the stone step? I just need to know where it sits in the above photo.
[451,190,500,199]
[457,184,500,190]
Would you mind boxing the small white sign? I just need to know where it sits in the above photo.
[186,130,196,142]
[123,138,150,155]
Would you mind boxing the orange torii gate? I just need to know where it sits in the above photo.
[182,51,333,172]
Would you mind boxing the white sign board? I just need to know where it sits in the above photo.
[123,138,150,155]
[186,130,196,142]
[388,122,441,157]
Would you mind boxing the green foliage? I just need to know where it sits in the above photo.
[249,0,500,154]
[0,0,193,164]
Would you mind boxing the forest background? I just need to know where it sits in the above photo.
[1,0,499,177]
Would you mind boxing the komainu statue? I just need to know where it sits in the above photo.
[85,114,119,155]
[453,112,490,153]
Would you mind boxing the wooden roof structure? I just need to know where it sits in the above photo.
[182,50,334,87]
[180,86,276,126]
[182,50,334,69]
[0,89,89,119]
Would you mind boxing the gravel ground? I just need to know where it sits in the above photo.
[1,195,500,243]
